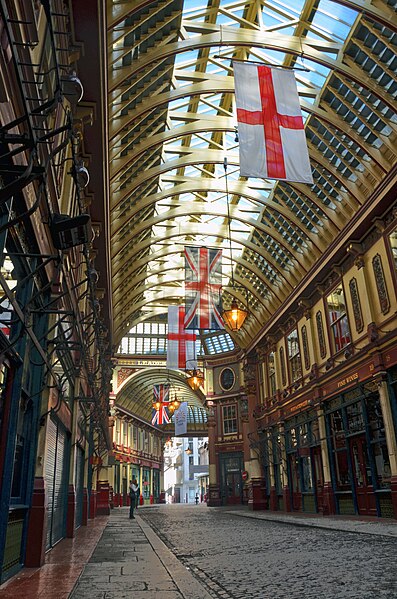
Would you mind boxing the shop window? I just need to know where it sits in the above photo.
[272,432,283,495]
[346,402,364,434]
[367,394,391,489]
[287,427,297,450]
[329,410,350,490]
[326,285,351,353]
[302,456,313,491]
[268,351,276,396]
[222,404,237,435]
[287,329,302,383]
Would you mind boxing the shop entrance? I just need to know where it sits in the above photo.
[349,435,376,516]
[219,452,243,505]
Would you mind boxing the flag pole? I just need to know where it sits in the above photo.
[213,56,310,72]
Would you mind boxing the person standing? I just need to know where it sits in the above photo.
[129,478,138,519]
[135,482,140,510]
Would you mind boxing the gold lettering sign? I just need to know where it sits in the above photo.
[290,400,308,413]
[337,372,359,389]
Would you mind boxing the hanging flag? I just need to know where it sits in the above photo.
[0,297,12,338]
[184,246,223,330]
[151,384,171,426]
[167,305,197,370]
[234,62,313,184]
[174,401,188,436]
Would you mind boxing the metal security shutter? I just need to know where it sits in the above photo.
[45,418,69,549]
[75,446,84,529]
[45,418,57,550]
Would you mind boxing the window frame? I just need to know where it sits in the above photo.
[222,404,238,435]
[325,283,351,355]
[286,328,302,384]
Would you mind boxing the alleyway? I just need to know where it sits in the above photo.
[1,505,396,599]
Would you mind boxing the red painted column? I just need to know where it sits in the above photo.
[66,484,76,537]
[322,482,336,515]
[244,357,267,511]
[207,403,221,506]
[89,489,97,519]
[25,477,47,567]
[269,486,278,511]
[82,488,88,525]
[283,485,291,512]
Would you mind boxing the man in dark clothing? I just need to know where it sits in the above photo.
[129,479,138,518]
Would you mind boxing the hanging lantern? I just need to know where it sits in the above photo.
[222,300,248,331]
[186,368,204,391]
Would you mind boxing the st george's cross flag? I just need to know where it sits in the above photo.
[184,246,223,330]
[151,384,171,426]
[167,305,197,370]
[234,62,313,184]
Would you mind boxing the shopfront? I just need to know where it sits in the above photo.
[259,427,284,510]
[325,384,393,518]
[219,452,244,505]
[285,410,323,514]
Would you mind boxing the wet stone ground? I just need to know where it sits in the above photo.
[138,505,397,599]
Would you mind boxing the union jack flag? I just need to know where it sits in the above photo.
[184,246,223,330]
[151,384,171,426]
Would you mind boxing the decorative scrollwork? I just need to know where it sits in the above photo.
[301,324,310,370]
[316,311,326,359]
[349,277,364,333]
[279,346,286,386]
[372,254,390,314]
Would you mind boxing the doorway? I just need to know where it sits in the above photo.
[349,435,376,516]
[219,452,244,505]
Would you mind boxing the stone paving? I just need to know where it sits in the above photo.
[70,505,397,599]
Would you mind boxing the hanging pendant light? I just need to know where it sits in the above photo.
[222,299,248,331]
[186,368,204,391]
[220,157,249,331]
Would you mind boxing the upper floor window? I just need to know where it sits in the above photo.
[326,284,351,353]
[222,404,237,435]
[268,351,276,395]
[287,329,302,383]
[389,228,397,271]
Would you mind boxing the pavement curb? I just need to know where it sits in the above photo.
[225,509,397,538]
[138,515,214,599]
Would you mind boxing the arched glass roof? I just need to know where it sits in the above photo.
[108,0,397,350]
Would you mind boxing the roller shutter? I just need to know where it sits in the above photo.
[45,417,69,549]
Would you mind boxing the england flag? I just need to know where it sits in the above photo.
[234,62,313,184]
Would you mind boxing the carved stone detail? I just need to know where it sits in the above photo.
[348,277,364,333]
[279,346,287,386]
[301,324,310,370]
[372,253,390,314]
[316,311,327,359]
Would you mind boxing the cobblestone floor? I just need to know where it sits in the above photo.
[138,504,397,599]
